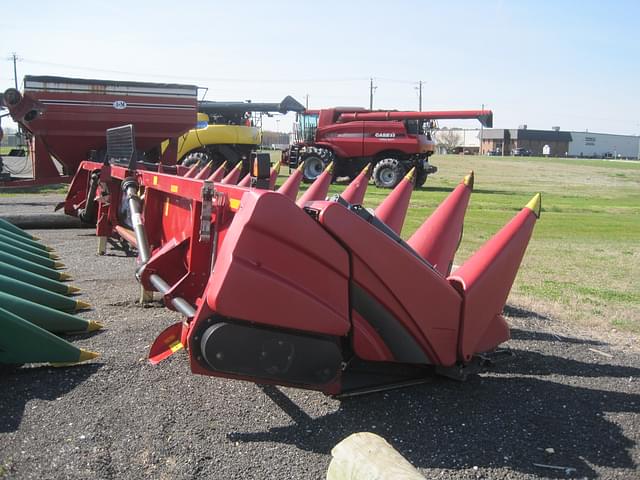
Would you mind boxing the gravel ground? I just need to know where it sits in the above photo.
[0,194,639,479]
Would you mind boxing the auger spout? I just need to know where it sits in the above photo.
[408,171,474,275]
[448,193,542,361]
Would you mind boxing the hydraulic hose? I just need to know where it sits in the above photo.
[121,177,197,318]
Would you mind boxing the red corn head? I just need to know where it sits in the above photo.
[207,161,228,182]
[296,162,334,207]
[221,162,242,185]
[341,164,370,205]
[183,161,201,178]
[408,171,474,275]
[448,193,542,361]
[268,160,283,190]
[237,173,251,188]
[277,162,304,200]
[193,161,214,180]
[374,167,416,234]
[149,322,184,365]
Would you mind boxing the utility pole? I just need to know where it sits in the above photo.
[369,78,377,110]
[415,81,423,111]
[479,103,484,155]
[305,94,309,110]
[9,52,19,90]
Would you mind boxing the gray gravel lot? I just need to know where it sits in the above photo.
[0,194,639,479]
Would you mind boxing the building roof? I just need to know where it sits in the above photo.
[482,128,572,142]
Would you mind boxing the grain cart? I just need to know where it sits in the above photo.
[1,75,198,188]
[63,124,540,396]
[287,108,493,187]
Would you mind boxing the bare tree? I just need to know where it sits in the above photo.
[436,129,462,153]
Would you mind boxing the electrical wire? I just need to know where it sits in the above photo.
[17,58,370,85]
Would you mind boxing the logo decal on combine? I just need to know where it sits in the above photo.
[113,100,127,110]
[374,132,396,138]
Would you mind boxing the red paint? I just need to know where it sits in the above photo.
[2,75,197,188]
[408,176,472,275]
[374,175,414,234]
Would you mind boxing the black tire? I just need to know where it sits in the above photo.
[302,155,326,183]
[415,167,429,188]
[181,151,211,168]
[372,158,405,188]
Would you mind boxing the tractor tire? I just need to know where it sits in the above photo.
[372,158,406,188]
[181,151,211,168]
[302,155,326,183]
[415,167,429,188]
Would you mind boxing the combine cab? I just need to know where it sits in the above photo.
[287,108,493,188]
[63,124,540,396]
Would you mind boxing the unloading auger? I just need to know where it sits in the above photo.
[62,122,541,395]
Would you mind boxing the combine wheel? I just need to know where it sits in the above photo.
[415,167,429,188]
[181,151,211,168]
[372,158,405,188]
[302,155,326,183]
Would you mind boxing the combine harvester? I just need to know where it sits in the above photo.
[0,219,100,367]
[61,122,542,396]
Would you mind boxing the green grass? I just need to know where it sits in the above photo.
[288,154,640,333]
[0,146,26,155]
[0,184,68,195]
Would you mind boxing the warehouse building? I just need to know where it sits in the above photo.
[480,127,572,156]
[568,131,639,158]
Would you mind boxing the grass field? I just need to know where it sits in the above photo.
[0,146,25,155]
[317,154,640,334]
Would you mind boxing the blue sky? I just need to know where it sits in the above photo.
[2,0,639,134]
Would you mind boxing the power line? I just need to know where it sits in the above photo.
[12,57,369,85]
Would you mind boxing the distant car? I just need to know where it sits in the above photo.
[512,148,532,156]
[487,149,502,156]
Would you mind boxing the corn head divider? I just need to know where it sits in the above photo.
[63,125,541,396]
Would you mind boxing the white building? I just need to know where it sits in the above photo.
[433,129,480,154]
[569,131,640,159]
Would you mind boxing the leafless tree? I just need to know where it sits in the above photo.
[436,129,462,153]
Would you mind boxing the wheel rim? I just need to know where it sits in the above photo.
[378,167,396,187]
[304,157,324,180]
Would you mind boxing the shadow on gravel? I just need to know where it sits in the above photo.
[511,328,605,346]
[496,348,640,378]
[504,304,553,321]
[230,357,640,478]
[0,364,101,433]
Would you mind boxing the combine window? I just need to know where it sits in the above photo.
[405,120,430,135]
[294,113,319,143]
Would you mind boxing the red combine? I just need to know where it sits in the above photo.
[1,75,197,187]
[287,107,493,187]
[62,124,541,396]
